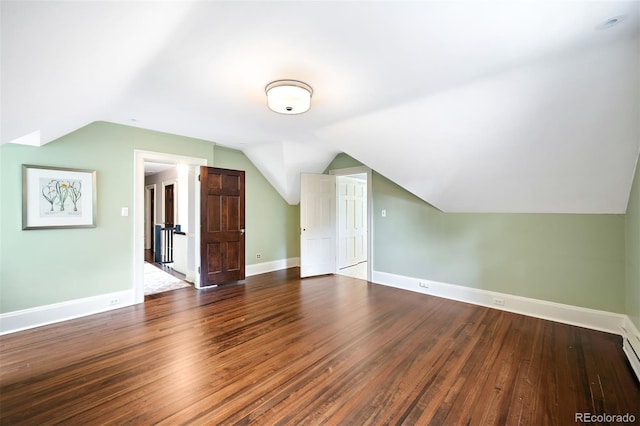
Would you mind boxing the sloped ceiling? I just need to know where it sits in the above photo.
[2,1,639,212]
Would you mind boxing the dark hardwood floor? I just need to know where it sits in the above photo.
[1,268,638,425]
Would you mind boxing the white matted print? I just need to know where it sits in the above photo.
[22,165,96,229]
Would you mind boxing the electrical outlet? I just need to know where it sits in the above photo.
[492,297,505,306]
[109,298,120,306]
[256,253,262,259]
[418,281,429,288]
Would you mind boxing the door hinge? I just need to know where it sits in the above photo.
[198,174,201,181]
[198,266,201,273]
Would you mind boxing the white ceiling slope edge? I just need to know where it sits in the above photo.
[2,1,639,213]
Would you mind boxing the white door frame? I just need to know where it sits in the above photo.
[133,150,207,304]
[329,166,372,282]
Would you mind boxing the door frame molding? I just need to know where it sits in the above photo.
[133,150,208,303]
[329,166,373,282]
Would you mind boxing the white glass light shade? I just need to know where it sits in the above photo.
[265,80,313,114]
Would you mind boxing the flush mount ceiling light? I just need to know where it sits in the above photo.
[595,15,626,30]
[265,80,313,115]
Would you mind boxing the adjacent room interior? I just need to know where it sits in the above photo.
[142,161,192,296]
[1,1,639,424]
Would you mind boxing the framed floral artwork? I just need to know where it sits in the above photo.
[22,165,96,229]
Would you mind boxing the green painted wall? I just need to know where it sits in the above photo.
[626,156,640,329]
[324,152,365,171]
[327,153,626,313]
[1,127,630,317]
[213,147,300,264]
[0,122,299,314]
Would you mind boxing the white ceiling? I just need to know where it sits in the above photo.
[2,1,639,212]
[144,162,175,177]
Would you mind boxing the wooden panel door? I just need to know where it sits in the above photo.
[200,167,245,286]
[164,184,174,227]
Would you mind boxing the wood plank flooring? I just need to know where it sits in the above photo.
[1,268,638,425]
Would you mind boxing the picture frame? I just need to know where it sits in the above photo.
[22,164,97,230]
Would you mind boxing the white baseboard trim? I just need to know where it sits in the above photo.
[372,270,624,335]
[622,316,640,381]
[246,257,300,277]
[0,290,136,336]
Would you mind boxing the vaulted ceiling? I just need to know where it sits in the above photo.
[2,1,639,212]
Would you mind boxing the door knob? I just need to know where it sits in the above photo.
[240,228,245,235]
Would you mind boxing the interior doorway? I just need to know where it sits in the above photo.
[335,173,368,280]
[299,166,372,282]
[133,150,208,304]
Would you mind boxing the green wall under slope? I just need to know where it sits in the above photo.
[626,155,640,329]
[326,153,625,313]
